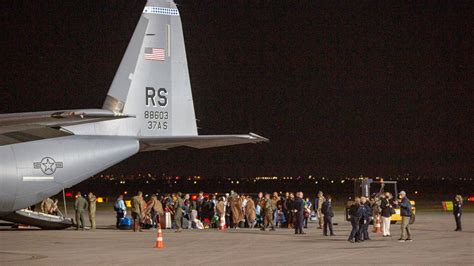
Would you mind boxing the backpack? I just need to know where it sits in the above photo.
[114,201,120,212]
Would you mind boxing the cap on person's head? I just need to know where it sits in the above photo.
[399,191,406,195]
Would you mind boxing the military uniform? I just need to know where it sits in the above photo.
[74,195,89,230]
[261,198,275,231]
[317,195,325,229]
[88,193,97,230]
[41,198,54,214]
[174,197,184,231]
[131,195,142,232]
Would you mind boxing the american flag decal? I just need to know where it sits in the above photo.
[144,47,165,61]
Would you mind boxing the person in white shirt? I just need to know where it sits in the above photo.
[114,194,126,229]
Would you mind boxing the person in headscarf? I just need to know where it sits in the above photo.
[230,192,243,229]
[245,196,257,228]
[145,194,164,229]
[272,192,280,225]
[216,197,226,230]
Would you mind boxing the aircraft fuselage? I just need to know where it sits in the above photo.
[0,135,139,214]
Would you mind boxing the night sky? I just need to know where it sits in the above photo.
[1,1,473,178]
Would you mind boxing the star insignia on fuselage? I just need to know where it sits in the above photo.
[33,157,63,175]
[41,158,56,175]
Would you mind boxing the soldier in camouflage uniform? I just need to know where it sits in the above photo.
[174,192,184,232]
[74,192,88,231]
[88,192,97,230]
[261,193,276,231]
[131,191,143,232]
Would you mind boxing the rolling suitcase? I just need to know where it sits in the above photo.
[161,212,172,229]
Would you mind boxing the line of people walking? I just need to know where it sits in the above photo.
[113,190,336,235]
[111,190,464,241]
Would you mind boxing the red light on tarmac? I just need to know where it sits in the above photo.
[65,192,73,197]
[468,196,474,202]
[191,195,197,201]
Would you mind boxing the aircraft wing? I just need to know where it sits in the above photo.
[0,109,132,145]
[138,133,268,151]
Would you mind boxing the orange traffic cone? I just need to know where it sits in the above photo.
[155,224,164,249]
[373,215,382,233]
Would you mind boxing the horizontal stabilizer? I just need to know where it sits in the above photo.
[139,133,268,151]
[0,109,132,135]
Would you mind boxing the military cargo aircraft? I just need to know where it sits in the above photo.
[0,0,267,219]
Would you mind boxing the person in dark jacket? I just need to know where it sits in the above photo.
[395,191,413,242]
[321,195,335,236]
[380,192,393,237]
[359,196,372,241]
[348,197,363,243]
[196,191,204,219]
[280,192,289,228]
[287,193,295,229]
[453,195,463,231]
[293,192,306,234]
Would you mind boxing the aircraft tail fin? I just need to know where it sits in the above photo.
[64,1,268,150]
[100,0,197,137]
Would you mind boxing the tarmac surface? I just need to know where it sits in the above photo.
[1,210,473,265]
